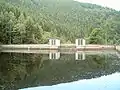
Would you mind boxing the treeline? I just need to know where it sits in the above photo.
[0,0,120,44]
[0,1,44,44]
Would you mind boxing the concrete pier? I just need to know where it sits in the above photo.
[1,49,116,54]
[1,44,58,50]
[76,45,115,50]
[116,46,120,51]
[0,38,116,51]
[0,44,115,51]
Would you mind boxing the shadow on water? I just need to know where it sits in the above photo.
[0,51,120,90]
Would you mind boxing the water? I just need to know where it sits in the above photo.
[20,73,120,90]
[0,50,120,90]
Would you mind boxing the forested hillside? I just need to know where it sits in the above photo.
[0,0,120,44]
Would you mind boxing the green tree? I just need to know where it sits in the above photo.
[88,28,104,44]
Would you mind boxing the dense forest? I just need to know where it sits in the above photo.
[0,0,120,44]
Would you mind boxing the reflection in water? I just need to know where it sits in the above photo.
[20,72,120,90]
[49,52,60,59]
[75,51,85,60]
[0,51,120,90]
[49,52,85,60]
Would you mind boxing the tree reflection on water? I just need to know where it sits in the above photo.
[0,52,120,90]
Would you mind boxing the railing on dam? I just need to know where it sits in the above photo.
[0,38,118,51]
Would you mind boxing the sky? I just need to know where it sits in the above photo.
[74,0,120,11]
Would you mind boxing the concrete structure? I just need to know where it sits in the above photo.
[76,38,86,48]
[0,38,116,51]
[0,45,1,48]
[115,46,120,58]
[75,51,85,60]
[49,39,60,47]
[116,46,120,51]
[1,49,116,54]
[0,44,115,51]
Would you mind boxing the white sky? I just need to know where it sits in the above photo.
[74,0,120,11]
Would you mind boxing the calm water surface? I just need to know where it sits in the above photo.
[0,50,120,90]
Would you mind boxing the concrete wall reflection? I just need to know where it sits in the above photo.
[49,52,60,59]
[49,52,86,60]
[75,51,85,60]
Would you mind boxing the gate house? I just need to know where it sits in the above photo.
[49,39,60,47]
[76,38,86,48]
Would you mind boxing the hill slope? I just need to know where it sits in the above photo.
[0,0,120,44]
